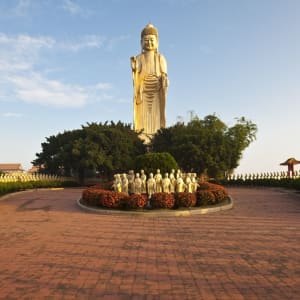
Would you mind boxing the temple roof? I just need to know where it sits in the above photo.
[280,157,300,165]
[0,163,23,171]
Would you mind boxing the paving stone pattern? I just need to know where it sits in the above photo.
[0,187,299,299]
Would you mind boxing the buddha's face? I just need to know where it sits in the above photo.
[142,34,158,51]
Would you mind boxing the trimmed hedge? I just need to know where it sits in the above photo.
[0,180,79,196]
[222,178,300,190]
[82,181,229,210]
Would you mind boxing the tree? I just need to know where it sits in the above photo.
[33,122,146,184]
[134,152,178,175]
[151,115,257,180]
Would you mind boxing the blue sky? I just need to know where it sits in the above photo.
[0,0,299,174]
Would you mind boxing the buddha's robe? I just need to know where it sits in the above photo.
[131,51,168,138]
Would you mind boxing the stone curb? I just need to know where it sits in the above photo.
[76,197,234,217]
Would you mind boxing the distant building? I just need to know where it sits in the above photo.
[0,163,24,173]
[27,165,42,173]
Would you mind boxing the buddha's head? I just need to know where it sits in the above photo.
[141,23,158,52]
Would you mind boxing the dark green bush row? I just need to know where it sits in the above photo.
[0,180,79,196]
[222,178,300,190]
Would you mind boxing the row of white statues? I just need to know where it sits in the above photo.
[0,173,65,183]
[112,169,198,197]
[227,171,300,180]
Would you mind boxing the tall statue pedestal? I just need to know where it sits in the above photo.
[138,132,153,145]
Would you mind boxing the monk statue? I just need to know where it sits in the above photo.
[131,23,169,142]
[147,173,156,198]
[134,173,142,194]
[154,169,163,193]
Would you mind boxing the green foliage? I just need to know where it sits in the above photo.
[0,180,79,196]
[33,121,146,184]
[134,152,178,175]
[151,115,257,180]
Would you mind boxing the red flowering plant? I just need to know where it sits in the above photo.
[100,191,128,209]
[82,187,106,206]
[211,189,227,203]
[196,190,216,206]
[197,182,228,204]
[175,192,197,207]
[126,194,148,209]
[150,193,175,209]
[81,186,128,209]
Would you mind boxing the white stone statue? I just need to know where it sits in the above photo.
[127,170,135,194]
[140,169,147,193]
[121,173,129,194]
[131,23,168,141]
[176,169,181,180]
[185,173,193,193]
[112,174,122,192]
[191,173,198,192]
[147,173,156,198]
[169,169,176,193]
[176,175,186,193]
[134,173,142,194]
[154,169,163,192]
[162,173,171,193]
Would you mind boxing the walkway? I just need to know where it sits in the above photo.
[0,187,299,299]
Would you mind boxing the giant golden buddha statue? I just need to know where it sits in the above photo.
[130,23,169,142]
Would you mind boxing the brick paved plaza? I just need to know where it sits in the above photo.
[0,187,299,299]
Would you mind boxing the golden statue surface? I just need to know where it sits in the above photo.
[131,24,169,142]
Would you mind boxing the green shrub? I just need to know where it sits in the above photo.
[0,180,78,196]
[134,152,178,176]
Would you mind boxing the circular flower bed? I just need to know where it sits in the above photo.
[81,182,229,210]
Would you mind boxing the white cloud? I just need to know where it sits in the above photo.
[95,82,112,90]
[60,35,105,52]
[0,32,103,62]
[14,0,32,16]
[0,32,118,108]
[2,112,23,118]
[62,0,93,17]
[0,33,55,72]
[8,73,88,108]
